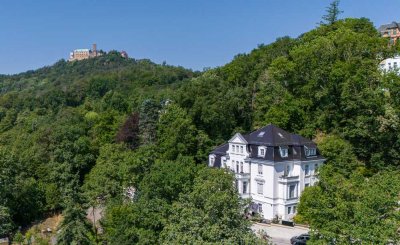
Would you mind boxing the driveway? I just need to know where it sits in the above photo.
[252,223,309,245]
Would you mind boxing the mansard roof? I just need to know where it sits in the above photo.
[209,124,322,162]
[210,143,229,155]
[244,124,316,147]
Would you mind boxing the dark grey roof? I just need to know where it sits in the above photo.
[244,124,315,147]
[211,143,229,155]
[210,143,229,168]
[209,125,323,162]
[378,22,400,32]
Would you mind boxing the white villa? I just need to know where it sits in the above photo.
[380,56,400,74]
[208,124,325,221]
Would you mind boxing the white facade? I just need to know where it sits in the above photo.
[209,128,325,221]
[380,56,400,74]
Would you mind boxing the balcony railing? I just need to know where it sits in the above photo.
[278,175,299,183]
[235,172,250,179]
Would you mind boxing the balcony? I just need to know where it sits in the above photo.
[278,175,299,184]
[235,172,250,180]
[240,192,251,199]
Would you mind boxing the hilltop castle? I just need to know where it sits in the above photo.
[69,44,101,61]
[68,44,129,61]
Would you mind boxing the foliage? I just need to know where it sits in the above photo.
[160,168,264,244]
[0,206,13,238]
[102,157,198,244]
[299,168,400,244]
[115,112,140,149]
[315,133,361,177]
[157,103,212,161]
[13,231,24,244]
[321,0,343,25]
[57,190,94,245]
[139,99,161,145]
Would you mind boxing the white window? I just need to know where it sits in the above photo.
[314,163,319,173]
[222,159,227,168]
[258,147,266,157]
[236,161,239,173]
[240,162,243,173]
[305,183,310,188]
[236,145,239,152]
[210,157,215,166]
[243,182,247,194]
[305,147,316,156]
[280,147,288,158]
[232,144,235,152]
[305,164,309,175]
[288,185,296,199]
[258,203,263,213]
[258,164,263,175]
[287,206,291,214]
[240,145,243,153]
[293,206,297,214]
[257,182,264,194]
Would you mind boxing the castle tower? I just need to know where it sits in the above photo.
[92,43,97,57]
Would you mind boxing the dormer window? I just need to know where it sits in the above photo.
[280,146,288,158]
[305,146,316,157]
[258,146,266,157]
[209,156,215,166]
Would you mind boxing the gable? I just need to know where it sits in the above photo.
[228,133,248,144]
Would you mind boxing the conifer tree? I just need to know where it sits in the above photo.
[321,0,343,25]
[57,179,94,245]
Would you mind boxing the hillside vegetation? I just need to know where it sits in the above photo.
[1,17,400,244]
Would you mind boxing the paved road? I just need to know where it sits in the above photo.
[252,223,309,245]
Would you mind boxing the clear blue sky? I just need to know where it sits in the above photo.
[0,0,399,74]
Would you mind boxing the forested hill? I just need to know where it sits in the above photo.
[1,17,400,244]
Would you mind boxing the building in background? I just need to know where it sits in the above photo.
[380,56,400,74]
[120,50,129,59]
[69,44,101,61]
[208,124,325,221]
[378,21,400,45]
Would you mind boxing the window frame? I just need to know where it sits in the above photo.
[210,156,215,166]
[257,182,264,195]
[279,146,288,158]
[288,184,296,199]
[258,164,263,175]
[258,203,263,213]
[243,181,247,194]
[258,146,266,157]
[305,164,309,176]
[305,146,317,157]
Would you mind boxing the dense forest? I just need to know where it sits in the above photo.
[1,15,400,244]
